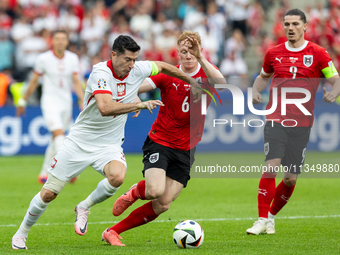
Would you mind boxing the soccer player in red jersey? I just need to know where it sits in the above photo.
[246,9,340,235]
[101,31,225,246]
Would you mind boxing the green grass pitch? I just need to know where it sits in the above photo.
[1,152,339,254]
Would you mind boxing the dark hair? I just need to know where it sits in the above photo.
[284,9,307,23]
[112,35,140,55]
[52,30,68,37]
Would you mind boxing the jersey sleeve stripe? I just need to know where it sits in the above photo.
[33,70,42,76]
[93,90,113,95]
[86,91,113,106]
[146,78,157,89]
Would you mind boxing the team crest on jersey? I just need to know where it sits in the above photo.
[303,55,313,67]
[264,142,269,156]
[149,153,159,163]
[98,79,107,89]
[117,83,126,96]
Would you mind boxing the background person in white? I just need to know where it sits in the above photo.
[16,30,84,184]
[11,35,196,250]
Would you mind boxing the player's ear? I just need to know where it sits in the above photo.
[111,51,117,59]
[303,22,308,32]
[201,47,203,53]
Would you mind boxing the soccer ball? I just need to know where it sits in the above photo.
[173,220,204,249]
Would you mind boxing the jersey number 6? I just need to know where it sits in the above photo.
[182,96,189,112]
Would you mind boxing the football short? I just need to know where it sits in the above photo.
[47,137,127,182]
[41,105,72,132]
[142,136,196,187]
[263,122,311,174]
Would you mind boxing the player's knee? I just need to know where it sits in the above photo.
[105,164,126,187]
[145,187,163,200]
[40,189,57,203]
[107,172,125,187]
[283,178,296,187]
[157,203,170,213]
[42,174,67,201]
[153,200,171,214]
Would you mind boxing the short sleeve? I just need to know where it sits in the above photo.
[86,68,112,96]
[72,54,80,74]
[135,61,153,78]
[33,54,44,75]
[147,73,167,89]
[261,49,274,75]
[318,48,339,78]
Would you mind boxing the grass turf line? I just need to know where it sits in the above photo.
[0,152,339,254]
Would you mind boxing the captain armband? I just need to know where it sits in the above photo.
[150,61,159,76]
[322,61,339,78]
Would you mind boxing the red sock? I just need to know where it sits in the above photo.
[110,201,158,234]
[258,172,276,218]
[269,180,295,215]
[131,180,146,200]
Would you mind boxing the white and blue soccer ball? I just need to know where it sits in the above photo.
[173,220,204,249]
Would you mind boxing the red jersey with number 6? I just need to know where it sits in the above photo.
[262,41,338,127]
[147,63,214,151]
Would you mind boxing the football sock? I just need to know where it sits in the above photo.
[131,180,146,200]
[268,212,276,220]
[258,172,276,218]
[53,135,65,153]
[79,178,119,210]
[39,142,55,176]
[110,201,158,234]
[269,180,295,215]
[15,192,49,237]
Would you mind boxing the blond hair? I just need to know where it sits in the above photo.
[177,30,201,47]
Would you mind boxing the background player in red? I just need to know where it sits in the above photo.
[246,9,340,235]
[101,31,225,246]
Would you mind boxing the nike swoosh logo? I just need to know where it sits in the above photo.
[29,211,38,216]
[12,244,26,249]
[79,223,87,233]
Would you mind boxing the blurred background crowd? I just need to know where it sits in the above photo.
[0,0,339,106]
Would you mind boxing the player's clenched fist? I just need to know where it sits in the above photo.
[137,100,164,114]
[252,91,263,104]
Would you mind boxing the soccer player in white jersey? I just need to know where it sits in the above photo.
[16,30,84,184]
[11,35,196,250]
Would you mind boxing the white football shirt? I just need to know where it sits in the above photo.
[67,60,153,148]
[34,50,80,110]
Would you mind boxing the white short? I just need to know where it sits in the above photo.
[47,138,127,182]
[41,106,72,132]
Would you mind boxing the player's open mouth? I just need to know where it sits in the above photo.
[288,32,294,36]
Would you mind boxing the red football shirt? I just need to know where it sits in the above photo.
[147,64,213,151]
[262,41,337,127]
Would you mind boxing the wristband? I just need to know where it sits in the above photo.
[18,98,27,107]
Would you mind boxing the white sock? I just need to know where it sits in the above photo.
[53,135,65,153]
[40,142,56,176]
[79,178,120,210]
[268,212,276,220]
[15,192,50,237]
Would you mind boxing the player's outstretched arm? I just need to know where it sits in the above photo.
[323,75,340,103]
[72,73,85,110]
[184,36,226,87]
[153,61,202,101]
[252,72,272,104]
[95,93,164,116]
[16,72,40,117]
[153,61,191,84]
